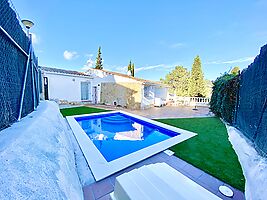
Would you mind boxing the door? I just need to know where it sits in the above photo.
[81,82,91,101]
[92,86,97,104]
[43,77,49,100]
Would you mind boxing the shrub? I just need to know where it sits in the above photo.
[210,73,240,124]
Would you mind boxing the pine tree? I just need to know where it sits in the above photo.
[162,66,190,96]
[189,55,206,97]
[95,46,103,69]
[131,63,135,77]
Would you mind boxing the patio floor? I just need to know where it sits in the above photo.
[85,104,214,119]
[83,152,245,200]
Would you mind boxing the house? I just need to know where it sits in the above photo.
[41,67,95,103]
[41,67,168,109]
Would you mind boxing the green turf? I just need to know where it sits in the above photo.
[60,106,110,117]
[156,117,245,191]
[60,107,245,191]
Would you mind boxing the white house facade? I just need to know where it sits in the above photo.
[41,67,95,103]
[41,67,168,109]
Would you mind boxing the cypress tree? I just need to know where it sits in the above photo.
[189,55,206,97]
[131,63,135,77]
[128,60,132,73]
[95,46,103,69]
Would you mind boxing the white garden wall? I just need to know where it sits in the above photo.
[0,101,83,199]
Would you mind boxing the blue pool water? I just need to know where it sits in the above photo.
[75,113,179,162]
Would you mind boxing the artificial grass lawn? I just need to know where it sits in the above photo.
[60,106,110,117]
[156,117,245,191]
[60,107,245,191]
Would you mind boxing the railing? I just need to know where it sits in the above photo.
[168,96,210,107]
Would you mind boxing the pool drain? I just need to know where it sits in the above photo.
[219,185,234,197]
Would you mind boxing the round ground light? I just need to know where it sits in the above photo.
[219,185,234,197]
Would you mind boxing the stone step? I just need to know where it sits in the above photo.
[110,163,222,200]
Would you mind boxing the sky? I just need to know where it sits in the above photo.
[11,0,267,81]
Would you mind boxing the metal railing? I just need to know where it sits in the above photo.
[168,95,210,107]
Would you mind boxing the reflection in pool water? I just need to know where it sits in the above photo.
[76,113,178,162]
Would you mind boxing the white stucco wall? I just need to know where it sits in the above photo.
[155,86,168,99]
[141,85,168,109]
[43,72,93,102]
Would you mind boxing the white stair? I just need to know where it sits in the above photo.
[110,163,222,200]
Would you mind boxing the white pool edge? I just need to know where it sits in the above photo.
[66,110,197,181]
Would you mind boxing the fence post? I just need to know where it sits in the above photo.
[31,50,36,109]
[18,43,32,121]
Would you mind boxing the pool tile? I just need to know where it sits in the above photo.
[83,185,95,200]
[91,178,114,199]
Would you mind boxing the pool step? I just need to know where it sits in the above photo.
[110,163,222,200]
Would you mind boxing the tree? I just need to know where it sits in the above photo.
[131,63,135,77]
[189,55,206,97]
[231,66,240,75]
[95,46,103,69]
[127,60,132,73]
[127,60,135,77]
[162,66,190,96]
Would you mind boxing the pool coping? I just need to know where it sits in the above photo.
[66,110,197,181]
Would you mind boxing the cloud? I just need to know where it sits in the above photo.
[82,58,95,70]
[206,57,255,65]
[159,40,185,49]
[135,64,164,72]
[63,50,78,60]
[85,53,94,58]
[96,62,180,74]
[30,33,39,45]
[135,63,176,72]
[169,43,185,48]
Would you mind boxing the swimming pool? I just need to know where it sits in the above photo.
[67,111,196,181]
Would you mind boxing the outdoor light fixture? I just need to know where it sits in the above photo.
[21,19,34,37]
[21,19,34,29]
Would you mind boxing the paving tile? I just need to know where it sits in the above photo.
[97,193,112,200]
[232,189,245,200]
[216,191,235,200]
[165,156,188,171]
[222,183,245,200]
[195,179,218,195]
[197,172,224,192]
[83,185,95,200]
[158,151,173,161]
[182,163,204,179]
[91,178,114,199]
[148,154,165,163]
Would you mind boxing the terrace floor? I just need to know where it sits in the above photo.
[85,104,214,119]
[83,151,245,200]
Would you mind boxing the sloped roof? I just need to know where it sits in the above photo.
[41,66,90,77]
[88,68,167,86]
[41,66,167,87]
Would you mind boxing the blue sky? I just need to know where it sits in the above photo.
[12,0,267,81]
